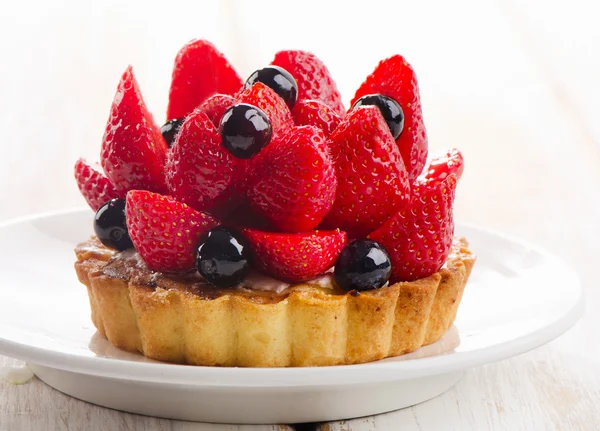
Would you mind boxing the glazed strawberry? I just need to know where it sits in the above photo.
[126,190,220,272]
[243,229,347,282]
[100,66,168,193]
[352,55,428,182]
[292,99,341,137]
[419,148,464,183]
[74,159,124,211]
[369,174,457,283]
[248,126,336,232]
[167,39,242,120]
[198,93,236,128]
[272,50,345,115]
[165,109,245,216]
[323,106,410,238]
[237,83,294,137]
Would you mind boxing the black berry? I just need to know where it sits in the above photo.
[245,66,298,109]
[161,118,184,147]
[93,198,133,251]
[352,94,404,139]
[196,227,252,288]
[219,103,272,159]
[334,239,391,292]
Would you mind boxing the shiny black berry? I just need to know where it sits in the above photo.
[334,239,391,292]
[245,66,298,109]
[196,227,252,288]
[352,94,404,139]
[161,118,184,147]
[219,103,272,159]
[93,198,133,251]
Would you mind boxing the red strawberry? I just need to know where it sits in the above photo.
[74,159,124,211]
[272,50,345,115]
[165,109,245,216]
[323,106,410,238]
[243,228,347,282]
[126,190,220,272]
[419,148,464,183]
[167,39,243,120]
[198,93,236,128]
[292,99,341,136]
[100,66,168,193]
[237,83,294,137]
[369,174,457,283]
[352,55,428,182]
[247,126,336,233]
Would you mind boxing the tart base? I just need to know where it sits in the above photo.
[75,238,475,367]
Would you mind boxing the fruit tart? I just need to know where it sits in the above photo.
[74,39,475,367]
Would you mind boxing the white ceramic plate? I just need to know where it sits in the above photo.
[0,210,584,424]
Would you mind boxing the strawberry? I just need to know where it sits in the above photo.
[419,148,464,183]
[237,83,294,137]
[167,39,243,120]
[352,55,428,183]
[74,159,124,211]
[198,93,236,128]
[243,228,347,282]
[323,106,410,238]
[292,99,341,137]
[126,190,220,272]
[272,50,345,115]
[165,109,245,216]
[100,66,168,194]
[247,126,336,233]
[369,174,457,283]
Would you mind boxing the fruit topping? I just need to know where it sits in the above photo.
[94,198,133,251]
[196,227,252,288]
[291,99,341,137]
[160,118,184,148]
[100,66,169,194]
[165,109,246,215]
[272,50,345,115]
[351,94,404,140]
[334,239,391,292]
[243,229,347,283]
[245,65,298,109]
[420,148,464,183]
[74,159,123,211]
[198,93,237,128]
[352,55,428,182]
[238,82,294,137]
[323,105,410,238]
[219,104,273,159]
[247,125,336,232]
[125,190,220,272]
[167,39,242,120]
[369,173,458,282]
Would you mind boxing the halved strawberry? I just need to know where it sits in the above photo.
[352,55,428,182]
[167,39,243,120]
[243,228,347,282]
[272,50,345,115]
[247,126,336,232]
[74,159,124,211]
[126,190,220,272]
[237,83,294,138]
[100,66,168,193]
[292,99,341,137]
[323,106,410,238]
[198,93,236,128]
[369,174,457,283]
[165,109,245,216]
[419,148,464,183]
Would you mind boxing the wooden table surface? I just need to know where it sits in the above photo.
[1,0,599,429]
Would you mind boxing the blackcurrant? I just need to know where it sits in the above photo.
[161,118,184,147]
[219,103,272,159]
[352,94,404,139]
[245,65,298,109]
[93,198,133,251]
[334,239,391,292]
[196,227,252,288]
